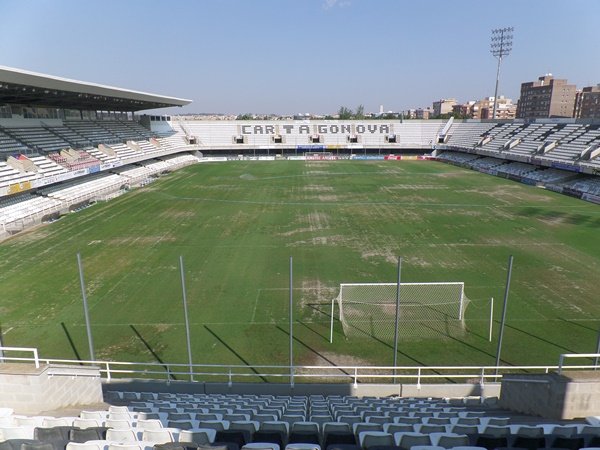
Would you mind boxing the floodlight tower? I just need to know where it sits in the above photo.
[490,27,514,119]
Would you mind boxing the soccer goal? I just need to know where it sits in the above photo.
[329,282,468,342]
[305,151,336,161]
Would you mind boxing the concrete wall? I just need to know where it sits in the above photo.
[500,371,600,419]
[0,363,103,414]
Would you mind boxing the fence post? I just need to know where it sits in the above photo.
[228,368,232,388]
[105,362,111,381]
[417,367,421,390]
[480,367,485,386]
[33,348,40,368]
[558,354,564,375]
[353,367,358,388]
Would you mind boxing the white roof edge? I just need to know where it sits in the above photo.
[0,65,192,106]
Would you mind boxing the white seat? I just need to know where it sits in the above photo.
[107,444,143,450]
[43,417,77,427]
[74,418,104,429]
[136,419,164,431]
[106,419,135,429]
[142,428,177,444]
[81,411,110,421]
[106,428,139,442]
[0,426,35,440]
[66,443,105,450]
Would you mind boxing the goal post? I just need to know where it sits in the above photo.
[329,282,467,343]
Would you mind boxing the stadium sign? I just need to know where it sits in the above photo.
[240,123,392,135]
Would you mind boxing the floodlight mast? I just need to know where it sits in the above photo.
[490,27,514,119]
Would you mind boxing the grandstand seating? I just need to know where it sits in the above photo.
[0,194,63,231]
[0,161,39,188]
[7,128,71,153]
[40,173,127,205]
[0,129,30,155]
[3,392,598,450]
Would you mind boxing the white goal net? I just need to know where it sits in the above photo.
[330,282,469,342]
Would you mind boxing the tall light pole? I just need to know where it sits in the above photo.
[490,27,514,119]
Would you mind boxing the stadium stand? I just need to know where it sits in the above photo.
[3,392,599,450]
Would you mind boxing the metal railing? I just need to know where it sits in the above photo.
[0,346,40,368]
[2,347,599,385]
[557,353,600,375]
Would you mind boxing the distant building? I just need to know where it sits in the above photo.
[575,84,600,119]
[516,74,577,119]
[432,98,457,117]
[477,96,516,119]
[450,97,516,119]
[415,107,432,120]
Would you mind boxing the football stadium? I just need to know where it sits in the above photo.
[1,59,600,449]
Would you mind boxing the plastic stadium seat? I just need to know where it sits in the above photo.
[107,444,143,450]
[431,432,470,448]
[474,434,507,450]
[106,428,139,442]
[168,421,194,431]
[290,423,319,435]
[243,444,280,450]
[229,422,259,436]
[324,445,360,450]
[198,422,230,432]
[34,426,73,450]
[287,432,320,445]
[393,432,432,450]
[259,422,288,437]
[66,443,105,450]
[0,427,36,440]
[285,444,320,450]
[359,431,395,449]
[514,426,543,437]
[73,419,104,429]
[154,444,200,450]
[252,431,285,448]
[511,435,546,450]
[352,423,382,439]
[106,420,134,429]
[143,429,177,444]
[550,425,579,437]
[323,431,357,449]
[215,430,251,448]
[0,440,52,450]
[549,435,585,450]
[454,418,479,426]
[445,447,485,450]
[479,426,510,437]
[69,427,108,442]
[179,429,217,445]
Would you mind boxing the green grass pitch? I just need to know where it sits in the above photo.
[1,160,599,379]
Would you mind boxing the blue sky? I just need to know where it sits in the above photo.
[1,0,599,115]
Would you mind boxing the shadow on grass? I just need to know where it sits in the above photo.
[275,325,355,381]
[130,325,176,380]
[504,322,578,354]
[204,325,268,383]
[60,322,83,364]
[557,317,600,334]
